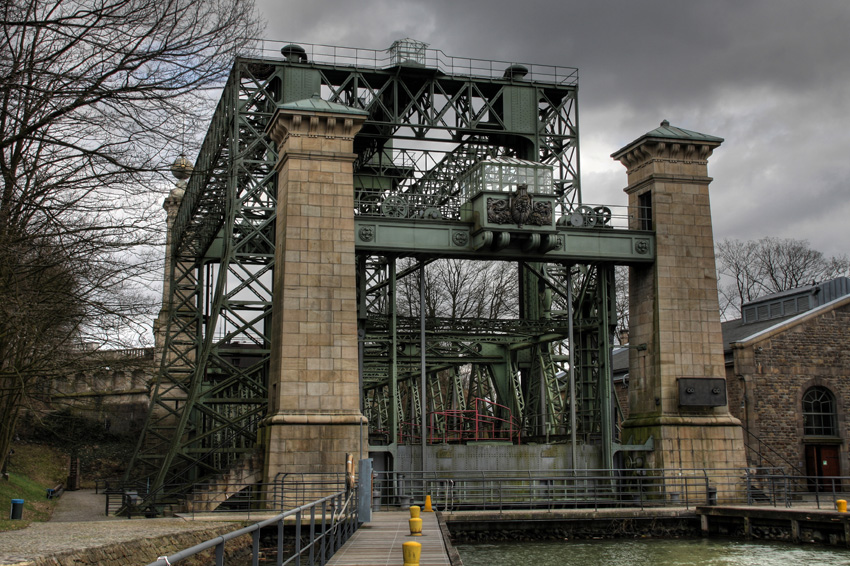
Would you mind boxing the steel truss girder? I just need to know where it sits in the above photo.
[359,250,617,458]
[128,60,277,497]
[354,218,654,263]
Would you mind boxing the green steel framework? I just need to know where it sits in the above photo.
[126,40,655,499]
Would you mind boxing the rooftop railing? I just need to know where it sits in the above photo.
[252,39,579,86]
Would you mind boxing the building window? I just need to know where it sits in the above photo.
[637,191,652,230]
[802,386,838,437]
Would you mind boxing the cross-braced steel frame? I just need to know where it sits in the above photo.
[127,40,652,502]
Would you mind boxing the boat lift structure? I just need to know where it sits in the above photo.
[126,39,656,500]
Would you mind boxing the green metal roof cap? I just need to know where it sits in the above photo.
[645,119,723,143]
[277,94,368,116]
[611,119,723,159]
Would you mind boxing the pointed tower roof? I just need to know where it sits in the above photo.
[611,119,723,160]
[277,93,368,116]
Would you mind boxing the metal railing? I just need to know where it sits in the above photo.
[273,473,346,511]
[104,473,348,518]
[103,480,156,517]
[411,397,521,445]
[252,39,579,86]
[146,490,358,566]
[741,428,805,475]
[744,469,850,509]
[372,468,738,512]
[181,475,346,518]
[371,469,850,512]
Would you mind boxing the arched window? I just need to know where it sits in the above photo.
[802,386,838,437]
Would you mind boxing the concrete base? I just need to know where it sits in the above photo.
[262,415,368,484]
[622,414,747,502]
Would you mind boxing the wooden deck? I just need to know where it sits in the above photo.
[327,511,452,566]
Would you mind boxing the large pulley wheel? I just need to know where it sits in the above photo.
[381,195,408,218]
[593,206,612,226]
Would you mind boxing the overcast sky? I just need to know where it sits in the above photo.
[255,0,850,258]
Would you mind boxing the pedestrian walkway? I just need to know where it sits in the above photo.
[327,511,451,566]
[49,489,118,522]
[0,490,236,565]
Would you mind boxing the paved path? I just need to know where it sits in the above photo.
[327,511,451,566]
[0,517,241,566]
[0,490,235,566]
[49,489,118,522]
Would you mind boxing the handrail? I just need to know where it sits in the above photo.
[252,39,579,86]
[741,427,805,475]
[744,469,848,509]
[373,468,739,512]
[145,489,357,566]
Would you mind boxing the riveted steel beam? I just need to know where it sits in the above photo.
[355,218,654,263]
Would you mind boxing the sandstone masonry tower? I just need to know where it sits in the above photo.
[261,97,369,482]
[612,121,746,479]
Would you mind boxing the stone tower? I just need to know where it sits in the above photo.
[612,121,746,480]
[260,96,369,483]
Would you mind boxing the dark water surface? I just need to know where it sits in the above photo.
[456,538,850,566]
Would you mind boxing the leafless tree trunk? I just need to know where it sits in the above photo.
[0,0,262,474]
[614,265,629,344]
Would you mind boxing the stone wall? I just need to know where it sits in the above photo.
[48,350,156,435]
[28,525,251,566]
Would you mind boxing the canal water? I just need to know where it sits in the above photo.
[456,538,850,566]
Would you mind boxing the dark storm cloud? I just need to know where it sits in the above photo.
[257,0,850,257]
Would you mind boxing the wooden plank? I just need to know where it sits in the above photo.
[328,511,450,566]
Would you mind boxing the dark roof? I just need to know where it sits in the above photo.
[643,120,724,143]
[612,347,629,375]
[720,316,796,351]
[748,283,816,303]
[277,94,369,116]
[611,119,723,159]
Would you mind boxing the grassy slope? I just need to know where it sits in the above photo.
[0,442,67,531]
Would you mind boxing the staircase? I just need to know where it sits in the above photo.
[185,449,265,512]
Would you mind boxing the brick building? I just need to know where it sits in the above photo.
[614,277,850,485]
[724,277,850,482]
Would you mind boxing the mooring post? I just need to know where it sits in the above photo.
[791,518,800,543]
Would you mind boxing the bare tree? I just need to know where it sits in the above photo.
[396,258,519,320]
[716,237,850,319]
[614,265,629,344]
[0,0,262,474]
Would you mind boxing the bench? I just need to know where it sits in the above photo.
[46,483,64,499]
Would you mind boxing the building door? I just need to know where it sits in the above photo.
[805,445,840,491]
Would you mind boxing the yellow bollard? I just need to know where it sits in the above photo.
[409,505,420,518]
[409,516,423,536]
[424,495,433,512]
[403,540,422,566]
[838,499,847,513]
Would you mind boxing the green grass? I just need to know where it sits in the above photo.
[0,442,67,531]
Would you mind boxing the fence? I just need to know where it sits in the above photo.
[107,468,850,520]
[373,469,850,512]
[745,469,850,509]
[373,468,729,511]
[145,490,358,566]
[103,473,346,517]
